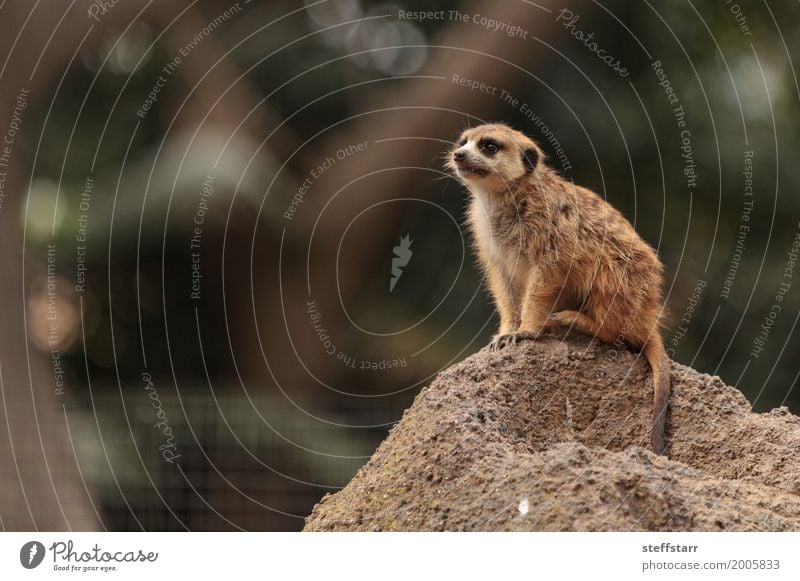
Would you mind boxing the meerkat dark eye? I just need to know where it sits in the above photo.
[479,138,502,155]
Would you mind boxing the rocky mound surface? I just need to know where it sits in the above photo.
[304,330,800,531]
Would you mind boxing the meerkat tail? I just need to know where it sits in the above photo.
[643,337,671,455]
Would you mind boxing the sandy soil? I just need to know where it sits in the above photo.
[304,329,800,531]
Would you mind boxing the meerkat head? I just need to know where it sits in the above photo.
[447,123,545,190]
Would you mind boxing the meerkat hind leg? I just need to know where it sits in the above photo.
[549,310,617,343]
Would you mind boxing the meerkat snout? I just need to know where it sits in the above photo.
[450,142,490,178]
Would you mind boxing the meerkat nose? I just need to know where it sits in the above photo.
[453,150,466,161]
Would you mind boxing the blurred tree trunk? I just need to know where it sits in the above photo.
[0,2,95,531]
[0,0,300,530]
[0,0,197,532]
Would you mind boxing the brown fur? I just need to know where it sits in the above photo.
[448,123,671,455]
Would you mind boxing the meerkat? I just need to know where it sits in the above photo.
[447,123,671,455]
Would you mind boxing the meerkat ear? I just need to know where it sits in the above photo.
[522,148,540,172]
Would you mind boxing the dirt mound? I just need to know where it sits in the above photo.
[304,330,800,531]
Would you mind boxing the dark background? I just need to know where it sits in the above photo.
[1,0,799,530]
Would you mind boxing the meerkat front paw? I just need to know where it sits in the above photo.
[489,330,541,350]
